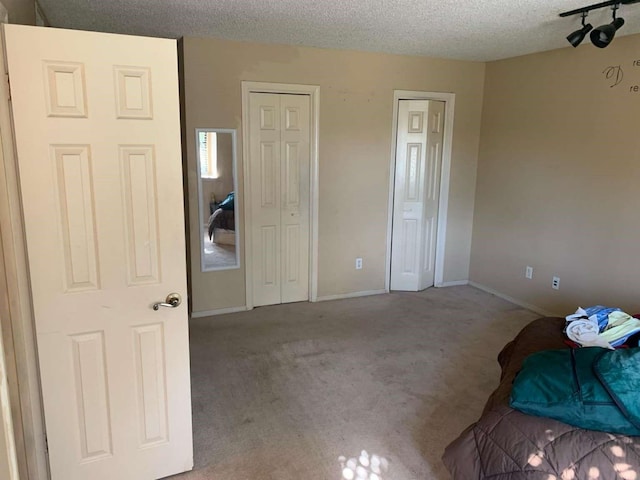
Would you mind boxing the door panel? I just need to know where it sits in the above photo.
[261,225,278,287]
[250,93,282,306]
[120,145,161,285]
[260,142,278,207]
[132,323,168,447]
[249,93,310,306]
[70,331,111,461]
[280,94,310,304]
[5,24,192,480]
[405,143,422,201]
[402,219,419,274]
[53,145,100,292]
[391,101,428,291]
[420,101,445,290]
[284,143,300,207]
[390,99,444,291]
[284,224,301,285]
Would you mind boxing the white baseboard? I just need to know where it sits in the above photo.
[315,289,388,302]
[436,280,469,287]
[190,306,248,318]
[468,281,557,317]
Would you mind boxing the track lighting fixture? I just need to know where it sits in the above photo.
[591,6,625,47]
[560,0,639,49]
[567,12,593,47]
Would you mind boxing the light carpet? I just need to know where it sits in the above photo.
[202,230,236,269]
[172,286,540,480]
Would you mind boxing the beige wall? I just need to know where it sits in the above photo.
[182,36,486,313]
[2,0,35,24]
[470,33,640,315]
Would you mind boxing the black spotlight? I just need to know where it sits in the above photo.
[567,14,593,47]
[591,7,625,48]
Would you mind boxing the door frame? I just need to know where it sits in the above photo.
[385,90,456,291]
[0,27,49,480]
[241,81,320,309]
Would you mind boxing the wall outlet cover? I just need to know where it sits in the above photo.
[525,266,533,279]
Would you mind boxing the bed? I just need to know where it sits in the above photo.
[207,208,235,245]
[442,317,640,480]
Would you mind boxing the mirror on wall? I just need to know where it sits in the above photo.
[196,128,239,272]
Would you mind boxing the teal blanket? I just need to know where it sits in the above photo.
[510,347,640,435]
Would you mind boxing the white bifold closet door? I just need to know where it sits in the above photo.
[390,99,445,291]
[249,93,311,306]
[5,24,192,480]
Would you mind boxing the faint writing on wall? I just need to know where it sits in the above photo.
[602,60,640,92]
[603,65,623,87]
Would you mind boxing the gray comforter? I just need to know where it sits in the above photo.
[442,317,640,480]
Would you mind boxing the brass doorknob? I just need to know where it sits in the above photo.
[153,293,182,311]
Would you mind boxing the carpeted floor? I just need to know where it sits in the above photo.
[172,286,540,480]
[202,230,237,269]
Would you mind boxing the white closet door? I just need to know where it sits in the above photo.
[250,93,282,306]
[419,100,445,290]
[5,24,192,480]
[249,93,310,306]
[390,99,444,291]
[280,94,310,303]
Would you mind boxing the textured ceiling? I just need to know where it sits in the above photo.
[37,0,640,61]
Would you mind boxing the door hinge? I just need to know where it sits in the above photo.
[4,73,10,101]
[44,434,48,454]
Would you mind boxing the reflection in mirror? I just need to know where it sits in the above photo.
[196,128,239,272]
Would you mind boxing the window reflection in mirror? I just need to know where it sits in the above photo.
[195,128,239,272]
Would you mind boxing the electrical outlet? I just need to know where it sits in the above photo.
[552,276,560,290]
[525,266,533,279]
[355,258,363,270]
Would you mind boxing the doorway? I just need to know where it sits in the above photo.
[241,82,320,309]
[386,91,456,292]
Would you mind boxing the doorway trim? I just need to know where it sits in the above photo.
[241,81,320,309]
[385,90,456,291]
[0,28,49,480]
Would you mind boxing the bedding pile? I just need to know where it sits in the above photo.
[510,346,640,435]
[565,305,640,348]
[442,317,640,480]
[507,307,640,435]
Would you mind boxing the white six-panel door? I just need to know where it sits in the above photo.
[249,93,310,306]
[5,25,193,480]
[390,100,445,291]
[419,100,445,290]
